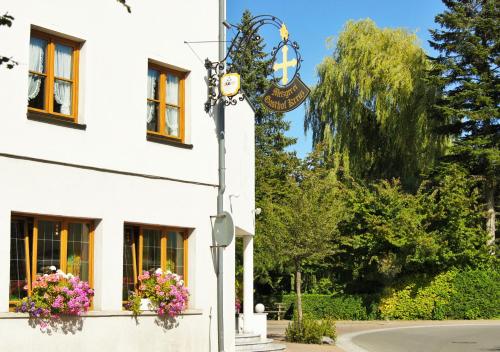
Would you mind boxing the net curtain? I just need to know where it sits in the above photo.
[54,44,73,115]
[28,37,46,101]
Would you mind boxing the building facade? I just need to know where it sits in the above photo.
[0,1,255,351]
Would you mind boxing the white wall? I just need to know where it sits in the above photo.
[0,0,254,351]
[0,0,221,184]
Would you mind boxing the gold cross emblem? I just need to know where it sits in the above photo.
[273,24,297,85]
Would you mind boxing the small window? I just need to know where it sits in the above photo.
[122,224,188,302]
[28,30,80,121]
[9,215,94,308]
[146,64,185,141]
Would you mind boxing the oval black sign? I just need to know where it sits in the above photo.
[262,76,310,113]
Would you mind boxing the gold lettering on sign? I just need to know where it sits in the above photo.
[262,77,311,113]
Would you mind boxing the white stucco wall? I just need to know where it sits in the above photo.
[0,0,255,351]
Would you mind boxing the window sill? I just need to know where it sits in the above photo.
[27,111,86,130]
[146,132,193,149]
[0,308,203,319]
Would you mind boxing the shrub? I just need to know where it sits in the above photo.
[282,294,373,320]
[379,270,456,320]
[379,268,500,320]
[447,268,500,319]
[285,315,336,344]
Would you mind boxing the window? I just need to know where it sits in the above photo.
[122,225,187,301]
[28,30,80,120]
[9,215,94,307]
[146,64,185,141]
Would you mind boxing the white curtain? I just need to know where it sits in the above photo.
[166,74,179,136]
[167,107,179,137]
[54,44,73,115]
[28,38,46,101]
[166,74,179,105]
[147,69,158,124]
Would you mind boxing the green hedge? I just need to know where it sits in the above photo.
[379,268,500,320]
[282,294,375,320]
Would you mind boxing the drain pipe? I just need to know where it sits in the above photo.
[216,0,226,351]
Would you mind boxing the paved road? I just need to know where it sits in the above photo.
[347,324,500,352]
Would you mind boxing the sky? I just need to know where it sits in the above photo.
[227,0,446,158]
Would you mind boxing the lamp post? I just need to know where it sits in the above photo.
[208,7,306,351]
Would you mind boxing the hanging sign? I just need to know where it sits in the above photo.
[262,77,310,113]
[220,73,241,97]
[262,24,310,112]
[204,18,310,113]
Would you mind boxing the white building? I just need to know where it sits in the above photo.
[0,1,258,351]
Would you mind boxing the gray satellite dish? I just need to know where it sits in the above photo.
[213,211,235,246]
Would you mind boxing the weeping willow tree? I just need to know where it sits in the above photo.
[305,19,446,189]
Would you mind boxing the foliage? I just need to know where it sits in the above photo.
[379,270,457,320]
[415,163,492,270]
[16,269,94,328]
[0,12,17,69]
[126,269,189,317]
[379,268,500,320]
[446,267,500,319]
[429,0,499,242]
[306,19,445,189]
[285,315,336,344]
[282,294,374,320]
[116,0,131,13]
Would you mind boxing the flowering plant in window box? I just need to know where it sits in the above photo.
[15,267,94,328]
[126,268,189,317]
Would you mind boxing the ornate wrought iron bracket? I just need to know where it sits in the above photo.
[204,14,303,113]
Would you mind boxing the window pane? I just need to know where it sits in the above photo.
[54,44,73,79]
[29,37,47,73]
[167,231,184,277]
[28,74,46,110]
[147,69,159,100]
[166,74,179,105]
[146,102,159,132]
[10,219,28,301]
[67,223,90,281]
[53,79,73,115]
[123,226,137,301]
[36,220,61,275]
[142,229,161,272]
[166,106,180,137]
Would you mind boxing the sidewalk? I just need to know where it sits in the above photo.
[268,319,500,352]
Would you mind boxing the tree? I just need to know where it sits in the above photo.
[305,19,446,190]
[429,0,499,245]
[228,10,298,291]
[259,149,346,324]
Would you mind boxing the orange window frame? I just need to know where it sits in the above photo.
[28,30,80,121]
[146,63,186,142]
[123,224,188,302]
[9,214,94,309]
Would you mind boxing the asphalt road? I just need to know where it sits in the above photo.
[349,324,500,352]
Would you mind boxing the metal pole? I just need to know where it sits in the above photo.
[217,0,226,351]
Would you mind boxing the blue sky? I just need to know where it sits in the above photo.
[227,0,446,158]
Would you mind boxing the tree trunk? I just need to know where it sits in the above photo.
[486,181,496,249]
[295,264,303,326]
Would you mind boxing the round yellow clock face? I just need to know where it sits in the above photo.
[220,73,241,97]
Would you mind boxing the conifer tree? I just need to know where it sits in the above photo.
[429,0,499,244]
